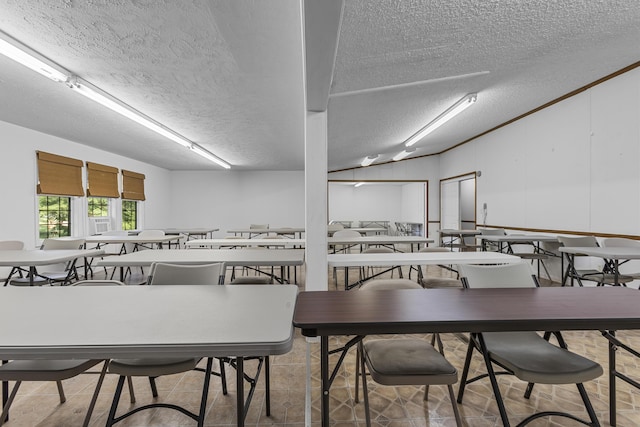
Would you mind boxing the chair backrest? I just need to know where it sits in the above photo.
[147,262,224,286]
[458,262,538,289]
[419,247,451,253]
[41,238,85,250]
[0,241,24,250]
[250,224,269,229]
[557,235,598,248]
[73,279,126,286]
[359,278,423,291]
[362,247,393,254]
[137,229,165,238]
[332,230,362,239]
[328,223,344,233]
[601,237,640,248]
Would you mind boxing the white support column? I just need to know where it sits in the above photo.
[304,110,328,292]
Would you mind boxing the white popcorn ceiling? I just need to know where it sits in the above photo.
[0,0,638,170]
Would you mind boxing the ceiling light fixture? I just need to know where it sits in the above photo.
[190,144,231,169]
[0,32,230,168]
[0,31,68,82]
[392,147,416,161]
[354,182,364,187]
[68,77,231,168]
[405,93,477,147]
[361,154,379,167]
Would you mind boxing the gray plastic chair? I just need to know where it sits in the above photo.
[457,262,603,426]
[0,240,25,286]
[9,238,85,286]
[558,235,633,287]
[105,262,226,426]
[355,278,461,427]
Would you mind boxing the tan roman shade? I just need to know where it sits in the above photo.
[121,170,146,201]
[86,162,120,198]
[36,151,85,196]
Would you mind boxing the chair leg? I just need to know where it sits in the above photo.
[126,376,136,403]
[359,344,372,427]
[577,382,601,426]
[82,360,108,427]
[446,384,463,427]
[148,377,159,397]
[219,358,228,395]
[0,381,21,426]
[106,376,126,427]
[265,356,271,416]
[354,344,361,403]
[456,339,475,403]
[55,380,66,403]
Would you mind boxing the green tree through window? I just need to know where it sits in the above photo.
[38,196,71,238]
[122,200,137,230]
[88,197,109,217]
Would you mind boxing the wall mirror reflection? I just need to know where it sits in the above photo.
[328,180,428,236]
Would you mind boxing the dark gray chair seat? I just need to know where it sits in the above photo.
[108,357,199,377]
[483,331,603,384]
[363,339,457,385]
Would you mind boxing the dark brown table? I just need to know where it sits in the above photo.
[293,287,640,427]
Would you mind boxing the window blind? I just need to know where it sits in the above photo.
[36,151,85,196]
[121,170,146,201]
[86,162,120,198]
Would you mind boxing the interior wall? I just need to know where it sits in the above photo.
[169,170,305,237]
[0,120,172,249]
[328,184,402,225]
[440,66,640,235]
[400,182,426,223]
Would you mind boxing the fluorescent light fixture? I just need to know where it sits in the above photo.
[405,93,477,147]
[190,144,231,169]
[392,147,416,161]
[0,31,68,82]
[69,77,193,149]
[361,154,379,167]
[354,182,364,187]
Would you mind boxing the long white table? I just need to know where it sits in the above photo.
[328,235,432,252]
[0,249,104,285]
[160,228,219,239]
[84,234,184,251]
[185,238,306,249]
[227,228,305,239]
[328,251,521,290]
[97,249,305,283]
[0,284,297,426]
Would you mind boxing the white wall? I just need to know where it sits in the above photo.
[0,120,172,249]
[168,170,305,237]
[441,67,640,235]
[329,184,402,225]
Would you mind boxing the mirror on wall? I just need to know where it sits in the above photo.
[328,180,428,236]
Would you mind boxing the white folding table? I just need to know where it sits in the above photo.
[97,248,305,283]
[185,238,306,249]
[0,284,297,426]
[328,251,521,290]
[0,249,104,286]
[328,235,433,253]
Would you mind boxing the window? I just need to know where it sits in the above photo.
[122,200,138,230]
[39,196,71,238]
[88,197,109,217]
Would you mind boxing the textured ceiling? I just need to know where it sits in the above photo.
[0,0,638,171]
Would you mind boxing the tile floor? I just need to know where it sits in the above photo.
[3,263,640,426]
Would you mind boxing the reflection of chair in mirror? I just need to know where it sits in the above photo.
[457,262,603,427]
[105,262,226,426]
[558,235,633,287]
[355,278,461,427]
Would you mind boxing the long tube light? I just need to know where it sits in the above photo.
[68,77,193,148]
[190,144,231,169]
[405,93,477,147]
[392,147,416,161]
[0,31,231,168]
[361,154,379,167]
[354,182,364,187]
[0,31,68,82]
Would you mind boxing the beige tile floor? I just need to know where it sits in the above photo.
[3,262,640,426]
